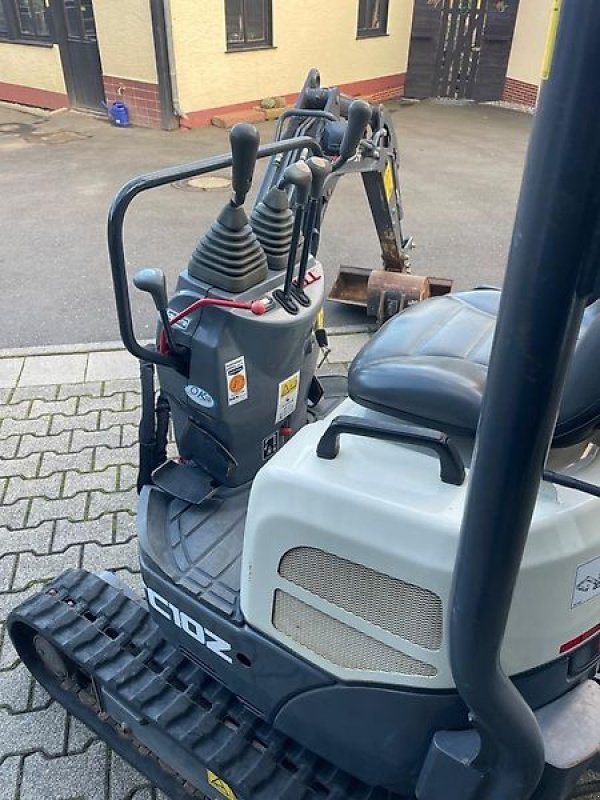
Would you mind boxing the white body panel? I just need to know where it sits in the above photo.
[241,399,600,690]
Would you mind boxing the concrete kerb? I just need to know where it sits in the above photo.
[0,327,370,389]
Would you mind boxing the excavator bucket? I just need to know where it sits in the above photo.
[329,266,452,325]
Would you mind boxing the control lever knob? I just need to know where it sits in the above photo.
[230,123,260,207]
[133,268,168,313]
[306,156,332,198]
[279,161,313,205]
[134,268,180,355]
[339,99,372,161]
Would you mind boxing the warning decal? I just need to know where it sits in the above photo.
[275,371,300,423]
[225,356,248,406]
[383,159,395,203]
[572,554,600,608]
[206,769,238,800]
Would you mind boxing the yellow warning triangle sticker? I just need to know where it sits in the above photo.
[206,769,238,800]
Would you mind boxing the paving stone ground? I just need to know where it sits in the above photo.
[1,342,599,800]
[0,367,172,800]
[0,339,363,800]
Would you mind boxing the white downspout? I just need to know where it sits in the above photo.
[163,0,185,120]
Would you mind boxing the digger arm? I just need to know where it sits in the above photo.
[255,72,410,273]
[322,105,410,272]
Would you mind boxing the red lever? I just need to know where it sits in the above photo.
[159,297,266,355]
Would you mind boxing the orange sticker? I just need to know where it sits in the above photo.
[225,356,248,406]
[229,374,246,393]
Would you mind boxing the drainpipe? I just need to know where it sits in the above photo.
[149,0,182,130]
[162,0,185,122]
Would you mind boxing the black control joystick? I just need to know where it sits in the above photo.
[187,124,268,292]
[335,98,372,171]
[249,185,294,271]
[230,123,260,207]
[292,156,332,305]
[273,162,312,314]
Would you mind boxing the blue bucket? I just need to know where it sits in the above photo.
[105,101,130,127]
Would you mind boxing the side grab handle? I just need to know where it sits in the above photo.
[316,415,465,486]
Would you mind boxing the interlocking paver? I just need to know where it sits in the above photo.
[58,381,102,400]
[110,750,154,798]
[121,425,139,447]
[17,430,71,458]
[11,384,58,402]
[63,465,118,497]
[52,516,113,551]
[0,662,36,713]
[100,408,141,429]
[27,493,88,528]
[0,638,19,670]
[93,444,138,471]
[50,410,99,435]
[0,452,40,480]
[0,521,54,555]
[113,567,144,595]
[0,398,31,420]
[1,415,51,438]
[119,464,138,492]
[29,396,77,419]
[87,488,137,518]
[0,702,67,758]
[12,547,81,592]
[114,511,137,544]
[71,426,122,451]
[124,392,142,410]
[103,378,140,396]
[39,448,94,477]
[2,499,30,531]
[0,435,20,460]
[20,740,107,800]
[82,538,138,574]
[0,554,17,591]
[78,393,124,414]
[4,473,63,505]
[67,715,97,752]
[0,754,20,800]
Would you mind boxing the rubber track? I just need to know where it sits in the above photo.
[8,569,402,800]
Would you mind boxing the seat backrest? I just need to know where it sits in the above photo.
[556,299,600,446]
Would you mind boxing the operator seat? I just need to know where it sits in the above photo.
[348,290,600,447]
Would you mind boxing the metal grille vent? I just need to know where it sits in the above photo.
[279,546,443,650]
[273,591,437,677]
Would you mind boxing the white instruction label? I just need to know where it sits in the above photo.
[572,555,600,607]
[225,356,248,406]
[275,371,300,423]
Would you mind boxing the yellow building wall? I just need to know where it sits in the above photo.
[0,42,65,93]
[94,0,157,83]
[506,0,555,87]
[171,0,414,114]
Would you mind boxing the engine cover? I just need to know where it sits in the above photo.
[241,398,600,690]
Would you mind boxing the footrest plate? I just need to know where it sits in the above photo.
[152,459,217,505]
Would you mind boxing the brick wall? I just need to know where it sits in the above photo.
[103,76,161,128]
[182,72,406,128]
[503,77,538,107]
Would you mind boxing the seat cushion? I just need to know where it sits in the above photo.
[348,290,600,445]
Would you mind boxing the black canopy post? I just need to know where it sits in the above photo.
[449,3,600,799]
